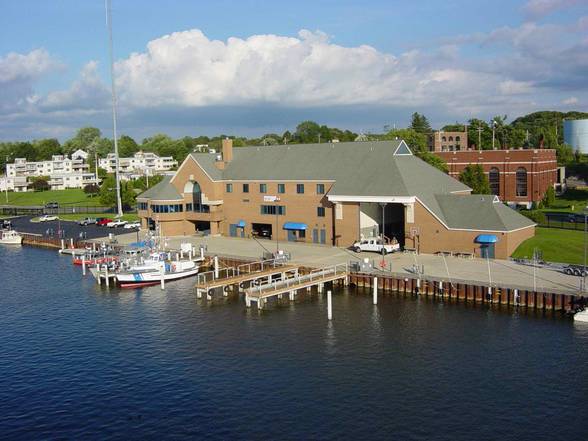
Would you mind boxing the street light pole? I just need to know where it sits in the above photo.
[4,155,8,203]
[275,197,280,254]
[584,207,588,292]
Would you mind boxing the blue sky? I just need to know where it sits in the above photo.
[0,0,587,141]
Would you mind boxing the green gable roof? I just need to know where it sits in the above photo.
[435,194,535,231]
[137,175,183,201]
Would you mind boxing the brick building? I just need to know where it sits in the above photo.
[137,140,535,259]
[435,149,558,208]
[428,130,468,152]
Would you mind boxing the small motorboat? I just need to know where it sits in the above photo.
[0,230,23,245]
[115,259,199,288]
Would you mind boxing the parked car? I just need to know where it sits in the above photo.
[78,217,97,226]
[96,218,113,226]
[45,202,59,209]
[563,265,587,277]
[351,237,400,254]
[123,222,141,229]
[253,227,272,239]
[38,214,59,222]
[107,219,128,228]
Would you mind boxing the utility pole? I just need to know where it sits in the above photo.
[477,126,482,150]
[4,155,8,203]
[492,120,496,150]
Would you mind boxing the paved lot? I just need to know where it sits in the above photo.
[7,216,137,241]
[110,233,585,295]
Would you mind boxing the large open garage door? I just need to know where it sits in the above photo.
[191,221,210,235]
[252,223,272,239]
[384,203,405,248]
[360,203,405,247]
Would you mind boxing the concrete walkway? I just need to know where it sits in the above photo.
[110,232,584,295]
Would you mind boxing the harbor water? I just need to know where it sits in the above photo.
[0,246,587,440]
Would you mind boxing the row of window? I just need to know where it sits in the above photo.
[487,167,528,197]
[226,183,325,195]
[259,205,325,217]
[151,204,184,213]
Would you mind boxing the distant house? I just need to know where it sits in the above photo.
[98,151,178,180]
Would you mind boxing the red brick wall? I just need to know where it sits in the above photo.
[435,149,557,204]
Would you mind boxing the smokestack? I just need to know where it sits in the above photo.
[222,137,233,162]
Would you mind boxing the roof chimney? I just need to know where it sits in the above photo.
[222,137,233,162]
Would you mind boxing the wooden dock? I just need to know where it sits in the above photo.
[245,263,348,309]
[195,258,299,299]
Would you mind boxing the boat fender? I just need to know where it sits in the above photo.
[172,264,177,272]
[239,282,246,289]
[253,279,261,286]
[224,285,231,293]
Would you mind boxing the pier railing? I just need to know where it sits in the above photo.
[247,263,348,297]
[196,258,285,285]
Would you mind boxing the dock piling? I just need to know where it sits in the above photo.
[373,276,378,305]
[82,255,86,276]
[327,290,332,320]
[160,263,165,290]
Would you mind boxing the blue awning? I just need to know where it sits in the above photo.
[236,220,246,228]
[283,222,308,230]
[475,234,498,244]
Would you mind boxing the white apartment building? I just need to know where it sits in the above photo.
[4,152,98,192]
[98,151,178,180]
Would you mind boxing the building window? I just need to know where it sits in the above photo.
[316,183,325,194]
[192,181,207,212]
[298,230,306,239]
[278,183,285,194]
[296,184,304,194]
[516,168,527,197]
[261,205,286,215]
[448,136,453,141]
[456,136,461,142]
[259,183,267,193]
[442,136,447,142]
[489,168,500,195]
[243,183,249,193]
[186,203,193,211]
[317,207,325,217]
[226,183,232,193]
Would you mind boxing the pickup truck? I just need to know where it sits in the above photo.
[351,237,400,255]
[78,217,97,226]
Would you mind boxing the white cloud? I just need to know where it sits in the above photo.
[0,48,60,83]
[562,96,579,104]
[498,80,535,95]
[523,0,580,18]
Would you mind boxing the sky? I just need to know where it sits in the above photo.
[0,0,587,141]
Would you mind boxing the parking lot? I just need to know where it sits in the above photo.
[6,216,138,241]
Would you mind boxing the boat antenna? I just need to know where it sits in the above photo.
[105,0,123,218]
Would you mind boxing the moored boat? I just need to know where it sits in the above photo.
[115,260,199,288]
[0,230,23,245]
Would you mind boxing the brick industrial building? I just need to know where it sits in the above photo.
[137,140,534,259]
[434,149,558,208]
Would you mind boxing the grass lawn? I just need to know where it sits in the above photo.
[3,189,104,207]
[540,188,588,213]
[57,213,139,222]
[512,227,585,265]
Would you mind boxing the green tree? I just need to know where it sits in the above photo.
[383,128,427,153]
[30,176,50,191]
[555,144,575,165]
[467,119,492,149]
[117,135,139,157]
[410,112,432,134]
[294,121,321,143]
[11,142,37,160]
[33,138,62,160]
[459,164,491,194]
[542,186,555,207]
[132,174,163,191]
[63,127,101,154]
[83,183,100,197]
[416,151,449,173]
[509,128,526,149]
[99,175,135,208]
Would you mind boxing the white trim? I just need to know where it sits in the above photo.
[171,155,217,184]
[327,195,416,204]
[446,160,556,166]
[221,179,335,183]
[393,140,413,156]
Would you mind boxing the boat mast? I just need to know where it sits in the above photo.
[105,0,123,218]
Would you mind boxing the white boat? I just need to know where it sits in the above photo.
[0,230,23,245]
[115,259,199,288]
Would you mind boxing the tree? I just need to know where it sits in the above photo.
[410,112,432,134]
[34,138,62,160]
[30,177,50,192]
[83,183,100,197]
[132,174,163,191]
[99,175,135,209]
[542,186,555,207]
[459,164,491,194]
[383,128,427,153]
[509,128,526,149]
[63,127,101,154]
[294,121,321,143]
[118,135,139,158]
[555,144,575,165]
[416,151,449,173]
